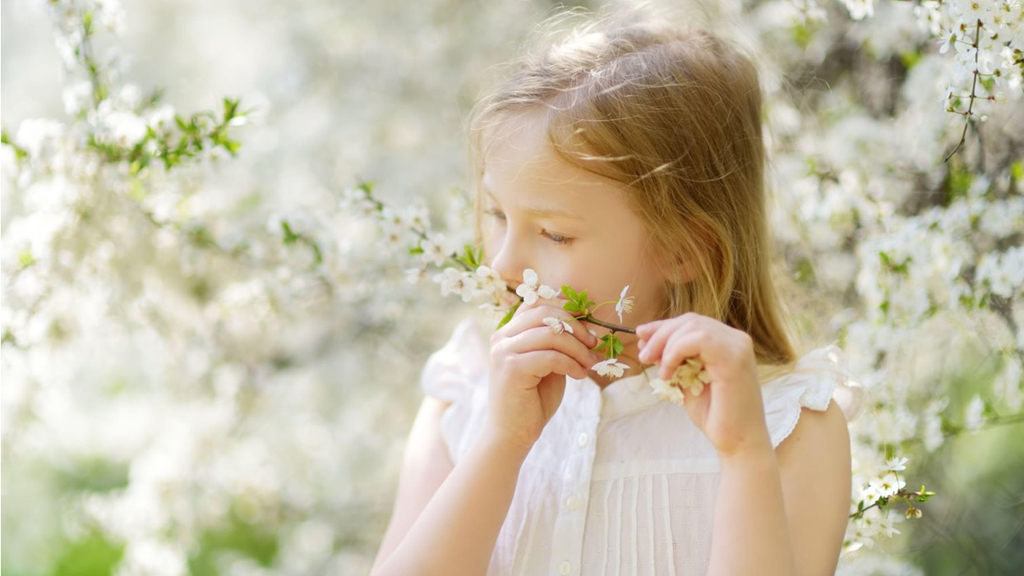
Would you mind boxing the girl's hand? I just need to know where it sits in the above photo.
[636,313,770,459]
[486,295,602,454]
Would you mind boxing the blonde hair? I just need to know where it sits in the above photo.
[465,8,802,382]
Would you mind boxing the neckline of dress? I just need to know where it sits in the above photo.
[589,362,659,392]
[573,363,663,417]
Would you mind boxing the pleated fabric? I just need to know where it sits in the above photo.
[419,316,856,576]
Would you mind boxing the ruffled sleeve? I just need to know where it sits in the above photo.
[420,316,489,464]
[761,343,865,449]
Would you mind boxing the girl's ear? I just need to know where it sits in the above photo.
[652,247,697,285]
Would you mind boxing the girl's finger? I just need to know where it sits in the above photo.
[636,319,668,338]
[505,325,599,376]
[637,320,679,364]
[657,330,704,380]
[515,350,590,384]
[504,302,598,350]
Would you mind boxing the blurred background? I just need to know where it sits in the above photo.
[3,0,1023,575]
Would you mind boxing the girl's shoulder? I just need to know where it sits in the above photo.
[419,315,489,403]
[760,343,865,449]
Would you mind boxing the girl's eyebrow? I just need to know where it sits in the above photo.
[484,188,584,221]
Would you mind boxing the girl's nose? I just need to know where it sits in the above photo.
[488,242,528,291]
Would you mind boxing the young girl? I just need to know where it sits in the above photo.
[370,13,861,576]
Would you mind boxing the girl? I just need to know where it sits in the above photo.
[371,11,861,576]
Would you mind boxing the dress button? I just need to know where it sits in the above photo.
[559,560,573,575]
[576,432,588,447]
[565,494,581,510]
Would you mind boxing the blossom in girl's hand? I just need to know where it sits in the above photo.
[650,376,685,405]
[648,357,712,404]
[592,358,629,378]
[543,316,574,335]
[615,284,634,324]
[516,268,558,305]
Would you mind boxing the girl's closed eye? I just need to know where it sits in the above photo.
[484,208,575,246]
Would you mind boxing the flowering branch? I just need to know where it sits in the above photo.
[944,19,984,162]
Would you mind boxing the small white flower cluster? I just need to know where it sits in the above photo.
[434,264,505,304]
[975,245,1024,299]
[649,357,712,405]
[592,357,630,378]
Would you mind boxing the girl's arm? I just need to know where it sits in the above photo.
[706,402,851,576]
[707,441,797,576]
[369,426,532,576]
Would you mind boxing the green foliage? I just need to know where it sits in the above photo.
[496,300,521,329]
[597,332,623,359]
[560,285,595,315]
[946,161,974,204]
[1,129,28,160]
[279,220,324,267]
[455,243,483,270]
[46,532,123,576]
[899,50,923,70]
[189,514,280,576]
[1011,159,1023,184]
[879,251,911,275]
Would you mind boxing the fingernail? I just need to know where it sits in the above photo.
[639,349,649,361]
[590,352,601,363]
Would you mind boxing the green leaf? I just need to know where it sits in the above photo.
[222,97,240,121]
[899,50,922,70]
[563,301,582,313]
[497,301,521,329]
[1011,160,1023,183]
[561,285,579,301]
[597,333,624,358]
[462,244,480,268]
[281,221,299,244]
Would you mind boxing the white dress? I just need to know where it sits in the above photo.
[419,316,862,576]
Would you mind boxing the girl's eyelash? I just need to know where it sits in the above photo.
[484,208,574,246]
[542,230,573,245]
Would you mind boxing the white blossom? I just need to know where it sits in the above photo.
[419,232,454,267]
[884,456,909,472]
[515,268,558,305]
[992,356,1023,412]
[964,394,985,431]
[103,111,149,147]
[432,267,478,302]
[15,118,65,159]
[649,376,685,406]
[614,284,634,324]
[592,357,629,378]
[473,265,506,301]
[542,316,574,335]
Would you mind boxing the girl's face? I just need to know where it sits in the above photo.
[480,110,677,384]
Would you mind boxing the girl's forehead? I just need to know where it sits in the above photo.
[482,139,626,204]
[480,110,634,217]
